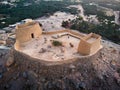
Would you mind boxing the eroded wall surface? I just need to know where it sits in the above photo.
[13,48,101,79]
[15,22,42,43]
[78,33,102,55]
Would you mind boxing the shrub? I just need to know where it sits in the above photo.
[52,40,62,46]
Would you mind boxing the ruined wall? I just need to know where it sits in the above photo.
[43,30,85,39]
[68,30,85,38]
[42,30,67,35]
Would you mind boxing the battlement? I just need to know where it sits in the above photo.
[16,21,37,29]
[15,21,42,45]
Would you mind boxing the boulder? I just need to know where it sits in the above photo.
[6,57,14,67]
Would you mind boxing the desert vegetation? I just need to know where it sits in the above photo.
[0,1,79,28]
[52,40,62,46]
[62,16,120,44]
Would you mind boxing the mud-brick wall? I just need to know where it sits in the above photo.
[15,22,42,43]
[13,49,101,79]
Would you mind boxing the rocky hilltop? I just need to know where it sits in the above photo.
[0,1,120,89]
[0,37,120,90]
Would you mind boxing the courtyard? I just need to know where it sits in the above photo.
[19,32,82,61]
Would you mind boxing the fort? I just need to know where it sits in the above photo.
[14,20,102,60]
[12,20,102,78]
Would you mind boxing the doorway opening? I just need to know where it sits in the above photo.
[31,33,34,38]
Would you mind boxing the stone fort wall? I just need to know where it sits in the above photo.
[78,33,101,55]
[42,30,85,39]
[13,48,101,79]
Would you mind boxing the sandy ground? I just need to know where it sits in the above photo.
[20,33,81,61]
[36,11,77,31]
[35,4,99,32]
[67,5,87,21]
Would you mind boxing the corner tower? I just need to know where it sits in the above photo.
[15,20,42,50]
[78,33,102,55]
